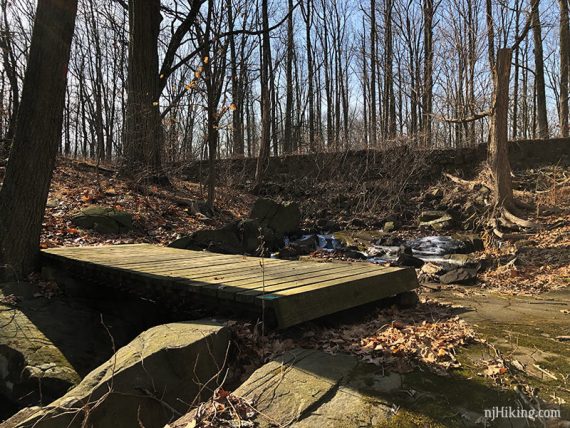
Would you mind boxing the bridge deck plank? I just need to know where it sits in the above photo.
[41,244,418,328]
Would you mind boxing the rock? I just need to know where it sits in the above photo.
[398,244,413,256]
[10,321,230,428]
[239,218,276,254]
[395,290,420,308]
[365,246,385,258]
[250,198,301,236]
[174,199,301,256]
[421,262,444,276]
[71,206,133,234]
[289,235,318,254]
[194,212,215,225]
[396,253,424,268]
[250,198,300,236]
[169,224,242,254]
[514,239,538,250]
[376,235,403,247]
[45,199,59,208]
[418,210,448,222]
[383,221,396,232]
[250,198,279,221]
[167,235,193,249]
[439,267,478,285]
[442,253,477,267]
[319,219,340,232]
[0,282,131,410]
[343,249,368,260]
[232,349,363,427]
[267,202,301,236]
[419,210,453,231]
[348,218,367,229]
[451,233,485,253]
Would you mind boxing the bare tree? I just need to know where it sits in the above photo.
[0,0,78,278]
[559,0,569,136]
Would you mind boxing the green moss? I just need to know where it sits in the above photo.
[345,352,522,427]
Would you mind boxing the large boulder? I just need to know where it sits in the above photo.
[170,198,300,256]
[439,267,478,285]
[71,206,133,234]
[169,349,392,428]
[238,218,276,254]
[250,198,301,237]
[169,223,242,254]
[0,282,131,410]
[5,321,230,428]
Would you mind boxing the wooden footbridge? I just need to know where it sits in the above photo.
[40,244,418,328]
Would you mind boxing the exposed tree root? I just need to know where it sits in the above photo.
[502,208,538,229]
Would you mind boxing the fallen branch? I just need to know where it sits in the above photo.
[432,110,492,124]
[533,364,558,381]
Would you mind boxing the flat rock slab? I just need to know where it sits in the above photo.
[0,282,133,409]
[233,349,391,427]
[4,320,230,428]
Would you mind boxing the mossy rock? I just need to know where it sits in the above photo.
[9,321,230,428]
[71,206,133,234]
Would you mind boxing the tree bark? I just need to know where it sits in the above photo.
[530,0,549,138]
[0,0,78,278]
[283,0,295,154]
[369,0,378,147]
[254,0,272,188]
[559,0,569,136]
[489,48,514,209]
[422,0,433,146]
[122,0,165,182]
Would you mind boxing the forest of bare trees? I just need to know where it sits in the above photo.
[0,0,567,171]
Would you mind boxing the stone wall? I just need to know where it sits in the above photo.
[182,138,569,183]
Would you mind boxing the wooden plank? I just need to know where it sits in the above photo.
[207,263,362,299]
[135,258,284,277]
[263,268,418,328]
[232,265,384,303]
[40,245,420,329]
[169,263,352,298]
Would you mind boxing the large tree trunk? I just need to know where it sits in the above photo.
[283,0,295,154]
[369,0,378,147]
[422,0,434,146]
[122,0,165,182]
[254,0,272,188]
[227,0,244,157]
[560,0,569,137]
[384,0,396,138]
[0,0,78,279]
[530,0,549,138]
[489,48,514,209]
[0,0,20,154]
